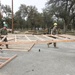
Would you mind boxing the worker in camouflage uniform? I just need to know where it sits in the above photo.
[0,22,8,48]
[47,22,58,48]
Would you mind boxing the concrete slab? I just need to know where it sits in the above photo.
[0,42,75,75]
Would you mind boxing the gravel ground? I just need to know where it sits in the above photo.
[0,42,75,75]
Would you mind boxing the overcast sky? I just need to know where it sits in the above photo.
[1,0,47,13]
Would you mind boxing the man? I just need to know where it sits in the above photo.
[0,26,8,48]
[47,22,58,48]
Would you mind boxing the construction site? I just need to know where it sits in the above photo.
[0,0,75,75]
[0,33,75,75]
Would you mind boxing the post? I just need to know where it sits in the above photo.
[0,0,1,14]
[0,0,2,18]
[12,0,14,33]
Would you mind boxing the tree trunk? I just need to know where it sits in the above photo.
[63,23,68,34]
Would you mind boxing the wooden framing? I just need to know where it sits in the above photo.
[0,54,17,69]
[0,34,75,68]
[0,34,75,51]
[1,34,75,44]
[0,35,75,44]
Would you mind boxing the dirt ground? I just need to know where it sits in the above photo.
[0,42,75,75]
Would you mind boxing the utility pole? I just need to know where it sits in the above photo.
[0,0,2,28]
[0,0,3,18]
[0,0,1,16]
[12,0,14,33]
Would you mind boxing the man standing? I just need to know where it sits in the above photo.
[0,24,8,48]
[47,22,58,48]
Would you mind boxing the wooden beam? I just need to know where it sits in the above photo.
[28,43,35,52]
[58,34,75,39]
[43,35,55,40]
[0,36,7,42]
[34,35,45,41]
[25,35,32,41]
[0,57,9,60]
[15,35,17,42]
[47,35,69,40]
[37,39,75,44]
[0,54,17,69]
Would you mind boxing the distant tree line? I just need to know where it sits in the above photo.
[0,0,75,33]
